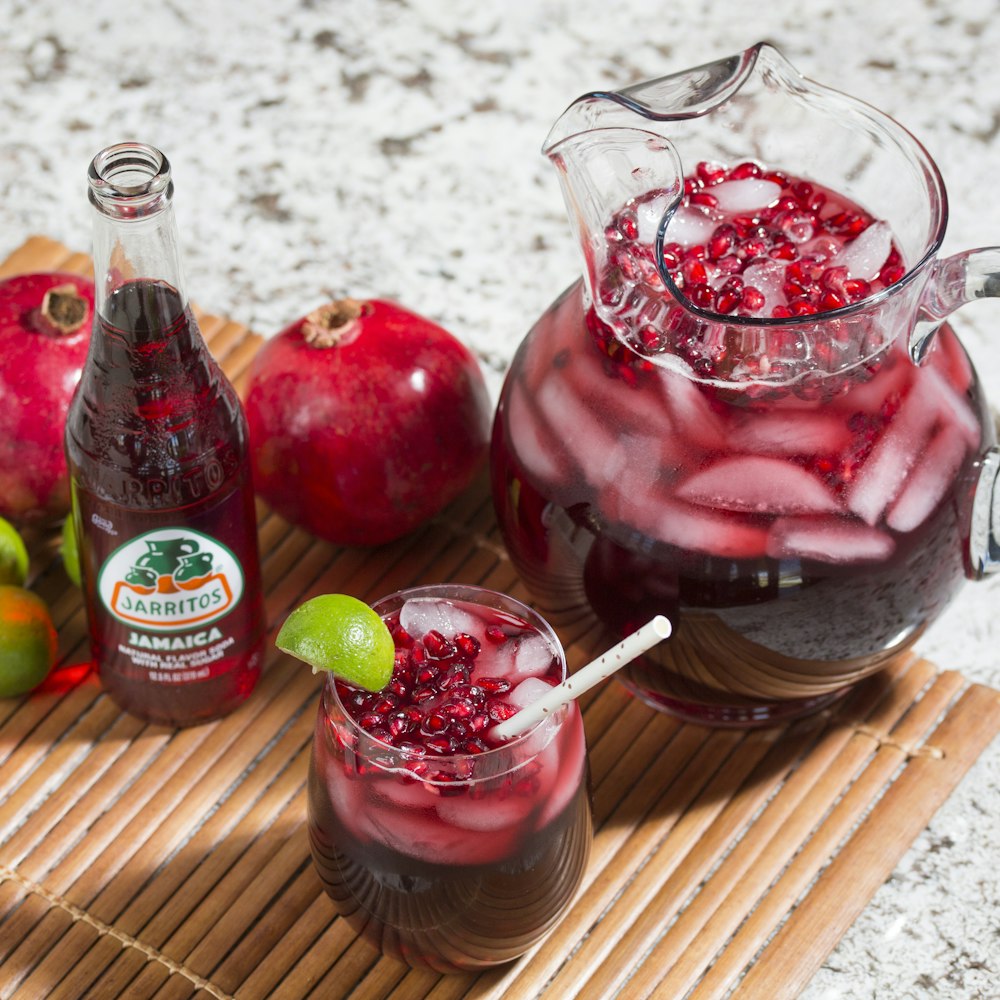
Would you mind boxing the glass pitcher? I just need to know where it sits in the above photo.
[491,42,1000,726]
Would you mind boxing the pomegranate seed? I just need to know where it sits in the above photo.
[635,324,662,352]
[821,266,848,292]
[729,161,762,180]
[372,696,398,715]
[843,278,871,300]
[411,684,436,703]
[696,160,726,186]
[454,632,480,658]
[359,712,382,730]
[478,676,512,694]
[484,625,506,644]
[444,697,474,719]
[681,258,708,285]
[661,242,683,268]
[463,739,489,754]
[821,290,847,310]
[469,713,489,732]
[422,712,449,734]
[397,741,427,758]
[880,264,905,285]
[688,285,715,309]
[807,191,827,213]
[791,180,814,204]
[423,629,457,659]
[715,288,740,314]
[617,211,638,240]
[487,700,518,722]
[708,226,736,259]
[790,300,819,316]
[741,286,766,311]
[715,253,741,275]
[771,304,793,318]
[690,191,718,208]
[388,712,414,737]
[415,663,439,684]
[425,735,456,755]
[439,665,471,691]
[393,624,414,647]
[683,176,700,196]
[768,241,796,260]
[738,238,767,260]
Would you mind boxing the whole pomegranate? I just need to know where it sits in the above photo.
[245,299,492,546]
[0,273,95,526]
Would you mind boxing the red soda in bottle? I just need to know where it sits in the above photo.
[65,143,265,725]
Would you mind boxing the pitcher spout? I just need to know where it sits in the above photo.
[546,127,684,312]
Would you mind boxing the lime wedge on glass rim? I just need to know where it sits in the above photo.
[0,516,29,587]
[276,593,394,691]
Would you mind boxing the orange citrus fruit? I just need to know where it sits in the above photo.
[0,585,57,697]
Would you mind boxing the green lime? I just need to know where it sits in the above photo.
[60,516,81,587]
[0,517,29,586]
[0,585,57,697]
[276,593,395,691]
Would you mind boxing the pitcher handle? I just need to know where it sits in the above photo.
[915,247,1000,577]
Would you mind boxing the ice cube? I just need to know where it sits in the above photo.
[325,763,367,840]
[924,367,981,448]
[436,789,536,832]
[833,221,892,280]
[711,179,782,214]
[399,597,480,642]
[847,378,938,525]
[636,192,673,244]
[678,456,840,515]
[372,774,439,810]
[598,435,679,526]
[730,410,853,455]
[933,327,974,393]
[538,718,587,828]
[507,676,557,711]
[536,371,620,487]
[660,370,728,450]
[509,635,557,681]
[886,424,968,533]
[741,259,786,315]
[360,801,517,864]
[665,205,716,247]
[505,383,565,486]
[767,516,895,563]
[620,493,769,559]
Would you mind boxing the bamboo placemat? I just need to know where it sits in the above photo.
[1,235,999,1000]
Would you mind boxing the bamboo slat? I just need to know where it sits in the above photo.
[1,238,998,1000]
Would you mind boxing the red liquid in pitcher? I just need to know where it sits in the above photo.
[307,595,590,971]
[492,164,991,724]
[65,280,265,726]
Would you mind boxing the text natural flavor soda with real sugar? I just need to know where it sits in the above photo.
[65,143,265,726]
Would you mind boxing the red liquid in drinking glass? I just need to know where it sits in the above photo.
[307,587,590,971]
[492,163,992,725]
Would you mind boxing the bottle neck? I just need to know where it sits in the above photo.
[88,143,188,324]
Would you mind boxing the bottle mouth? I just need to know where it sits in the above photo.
[88,142,173,218]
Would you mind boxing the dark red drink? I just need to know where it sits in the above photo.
[306,585,590,971]
[492,163,992,725]
[65,144,264,726]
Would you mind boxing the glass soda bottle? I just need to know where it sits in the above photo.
[65,142,265,726]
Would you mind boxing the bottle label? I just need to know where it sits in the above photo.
[97,527,246,633]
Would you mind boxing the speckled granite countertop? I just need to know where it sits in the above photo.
[1,1,998,996]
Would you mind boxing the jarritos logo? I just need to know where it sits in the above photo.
[98,529,244,633]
